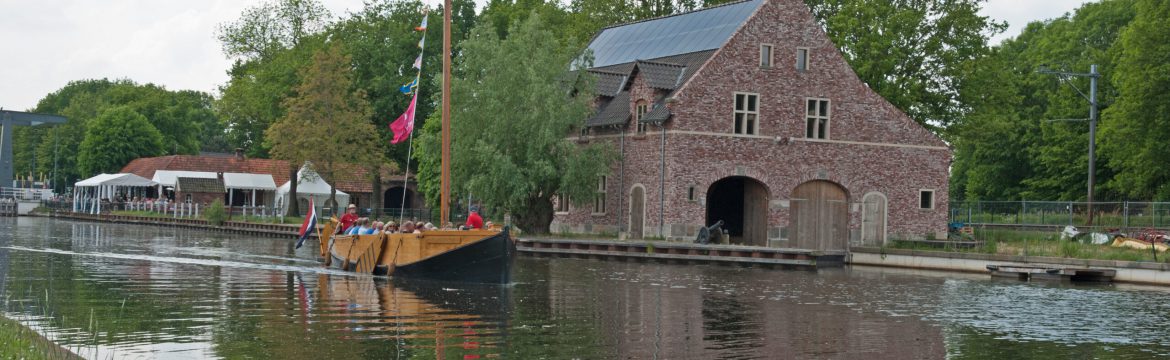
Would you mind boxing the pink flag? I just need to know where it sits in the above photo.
[389,93,418,144]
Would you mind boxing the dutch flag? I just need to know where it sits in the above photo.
[296,198,317,249]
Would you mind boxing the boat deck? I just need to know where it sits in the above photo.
[516,238,846,269]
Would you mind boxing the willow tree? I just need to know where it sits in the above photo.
[414,14,613,234]
[266,44,382,214]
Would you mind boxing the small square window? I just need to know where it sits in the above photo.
[919,190,935,209]
[760,44,773,68]
[733,93,759,135]
[796,48,809,71]
[805,98,830,139]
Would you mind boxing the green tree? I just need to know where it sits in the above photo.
[805,0,1005,135]
[414,14,613,233]
[266,44,381,212]
[1101,0,1170,200]
[76,106,165,176]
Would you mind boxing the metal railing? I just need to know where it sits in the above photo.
[950,201,1170,230]
[1,187,52,201]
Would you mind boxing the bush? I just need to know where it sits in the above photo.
[205,199,227,226]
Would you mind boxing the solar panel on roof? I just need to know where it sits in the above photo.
[587,0,763,68]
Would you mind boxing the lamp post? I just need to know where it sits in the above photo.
[1038,64,1100,226]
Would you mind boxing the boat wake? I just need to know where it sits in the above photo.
[1,246,364,277]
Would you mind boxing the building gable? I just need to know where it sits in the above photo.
[670,0,948,149]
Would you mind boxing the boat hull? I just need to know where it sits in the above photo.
[394,227,515,284]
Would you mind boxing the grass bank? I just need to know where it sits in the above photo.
[890,228,1166,263]
[0,316,80,359]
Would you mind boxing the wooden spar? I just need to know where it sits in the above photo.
[440,0,452,226]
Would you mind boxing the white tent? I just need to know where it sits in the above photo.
[152,170,217,188]
[275,169,349,216]
[223,173,277,206]
[73,173,158,214]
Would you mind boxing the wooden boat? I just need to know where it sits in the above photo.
[312,0,516,284]
[320,220,514,283]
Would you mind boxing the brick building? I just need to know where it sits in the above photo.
[553,0,951,249]
[174,177,225,205]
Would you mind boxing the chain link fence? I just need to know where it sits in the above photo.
[950,201,1170,230]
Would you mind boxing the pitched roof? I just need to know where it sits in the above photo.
[641,102,672,123]
[176,177,225,193]
[121,155,399,194]
[585,91,632,127]
[634,60,686,90]
[585,0,763,68]
[590,70,628,97]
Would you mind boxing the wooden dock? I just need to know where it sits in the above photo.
[986,264,1116,283]
[516,238,846,269]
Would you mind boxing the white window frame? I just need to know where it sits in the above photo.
[635,100,649,134]
[733,92,760,135]
[796,47,810,71]
[593,175,608,215]
[555,193,570,214]
[760,44,774,68]
[919,189,935,210]
[805,98,830,139]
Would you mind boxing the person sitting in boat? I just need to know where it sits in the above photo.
[423,222,436,231]
[384,221,398,233]
[369,221,384,234]
[339,204,359,233]
[346,218,367,235]
[401,221,422,234]
[465,206,484,230]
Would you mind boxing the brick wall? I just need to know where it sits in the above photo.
[554,0,952,244]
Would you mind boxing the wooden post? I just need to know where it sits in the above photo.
[440,0,452,226]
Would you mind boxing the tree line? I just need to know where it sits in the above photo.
[11,0,1168,232]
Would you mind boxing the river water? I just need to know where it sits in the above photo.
[2,217,1169,359]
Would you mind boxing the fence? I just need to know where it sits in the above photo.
[950,201,1170,230]
[0,187,52,201]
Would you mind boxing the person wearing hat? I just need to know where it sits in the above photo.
[465,206,484,230]
[339,203,359,233]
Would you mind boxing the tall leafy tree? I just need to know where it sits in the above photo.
[266,44,381,213]
[1101,0,1170,200]
[76,106,165,176]
[413,14,613,233]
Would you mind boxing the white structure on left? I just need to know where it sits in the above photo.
[73,173,157,214]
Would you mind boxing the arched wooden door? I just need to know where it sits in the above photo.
[790,181,848,251]
[706,177,769,246]
[629,186,645,239]
[861,192,888,246]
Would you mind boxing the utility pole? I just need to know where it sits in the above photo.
[1038,64,1100,226]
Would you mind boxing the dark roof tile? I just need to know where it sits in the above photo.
[585,91,631,127]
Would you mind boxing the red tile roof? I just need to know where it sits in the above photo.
[121,155,402,194]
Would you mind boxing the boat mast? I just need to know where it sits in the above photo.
[440,0,452,226]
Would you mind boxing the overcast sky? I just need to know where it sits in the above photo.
[1,0,1093,112]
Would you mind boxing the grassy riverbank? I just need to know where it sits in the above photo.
[890,228,1166,263]
[0,316,79,359]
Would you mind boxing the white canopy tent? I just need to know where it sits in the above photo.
[223,173,277,206]
[275,169,349,216]
[153,170,217,199]
[73,173,158,214]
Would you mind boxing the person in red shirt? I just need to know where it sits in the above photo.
[465,206,484,230]
[338,204,359,233]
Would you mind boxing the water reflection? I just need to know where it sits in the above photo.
[3,217,1170,359]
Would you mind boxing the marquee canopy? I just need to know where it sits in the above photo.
[75,173,157,188]
[223,173,277,191]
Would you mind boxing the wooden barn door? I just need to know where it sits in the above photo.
[861,193,887,246]
[629,186,645,239]
[743,181,769,247]
[790,181,848,251]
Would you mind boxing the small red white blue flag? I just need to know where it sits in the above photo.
[296,198,317,249]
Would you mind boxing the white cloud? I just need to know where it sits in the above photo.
[980,0,1095,45]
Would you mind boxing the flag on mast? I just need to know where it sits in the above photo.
[295,198,317,249]
[389,93,418,144]
[415,14,428,31]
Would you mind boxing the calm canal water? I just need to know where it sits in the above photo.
[2,217,1169,359]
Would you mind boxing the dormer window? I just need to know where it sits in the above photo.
[760,44,774,68]
[635,100,649,134]
[733,93,759,135]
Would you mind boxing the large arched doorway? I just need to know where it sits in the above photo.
[629,185,646,239]
[861,192,888,246]
[705,177,769,246]
[790,180,848,251]
[384,187,414,210]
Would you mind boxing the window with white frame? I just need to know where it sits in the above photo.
[555,193,570,213]
[593,176,607,214]
[796,48,809,70]
[635,100,649,134]
[805,98,830,139]
[919,190,935,209]
[734,93,759,135]
[760,44,774,68]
